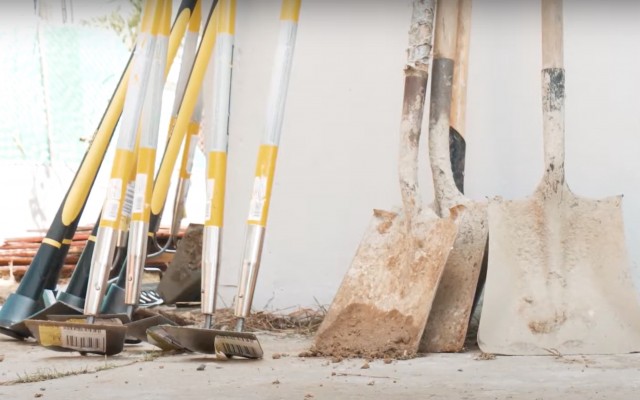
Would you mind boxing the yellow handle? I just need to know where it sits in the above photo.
[217,0,237,34]
[205,152,228,227]
[61,0,195,226]
[151,3,220,215]
[280,0,301,22]
[247,145,278,227]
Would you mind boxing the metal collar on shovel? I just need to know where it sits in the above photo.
[314,0,463,360]
[2,0,199,341]
[419,0,489,353]
[478,0,640,355]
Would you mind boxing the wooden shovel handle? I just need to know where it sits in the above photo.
[434,0,460,58]
[398,0,435,216]
[540,0,566,182]
[542,0,563,69]
[450,0,472,137]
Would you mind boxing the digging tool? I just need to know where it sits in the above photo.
[419,0,488,353]
[448,0,471,194]
[84,0,170,323]
[153,0,265,358]
[147,0,204,257]
[313,0,463,359]
[0,0,199,340]
[25,0,171,354]
[209,0,303,359]
[478,0,640,355]
[124,0,173,320]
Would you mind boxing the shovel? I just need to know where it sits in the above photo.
[148,0,204,257]
[25,0,172,355]
[478,0,640,355]
[224,0,301,358]
[419,0,488,353]
[151,0,264,359]
[0,0,200,340]
[313,0,462,359]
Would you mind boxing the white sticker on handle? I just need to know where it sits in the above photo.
[122,180,135,218]
[102,178,123,222]
[248,176,267,222]
[60,326,107,353]
[205,179,215,221]
[132,173,148,214]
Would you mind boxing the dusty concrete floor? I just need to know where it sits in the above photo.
[1,332,640,399]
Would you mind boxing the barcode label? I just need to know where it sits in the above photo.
[122,180,136,217]
[247,176,267,222]
[214,336,262,359]
[132,174,147,214]
[205,179,215,220]
[60,326,107,353]
[103,178,123,221]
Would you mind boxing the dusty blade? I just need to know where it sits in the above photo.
[25,318,127,356]
[157,325,263,359]
[479,187,640,355]
[125,315,178,342]
[146,325,189,351]
[420,201,488,352]
[314,207,460,359]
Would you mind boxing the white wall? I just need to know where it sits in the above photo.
[2,0,640,310]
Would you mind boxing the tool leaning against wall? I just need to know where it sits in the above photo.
[314,0,464,360]
[0,0,199,340]
[24,0,171,356]
[420,0,489,353]
[478,0,640,355]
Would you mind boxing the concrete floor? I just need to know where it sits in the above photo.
[2,332,640,399]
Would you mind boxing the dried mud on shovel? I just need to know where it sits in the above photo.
[312,207,461,359]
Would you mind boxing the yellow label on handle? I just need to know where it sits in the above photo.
[217,0,237,35]
[205,151,227,227]
[132,147,156,222]
[280,0,301,22]
[247,145,278,227]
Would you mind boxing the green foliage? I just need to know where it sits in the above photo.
[83,0,143,50]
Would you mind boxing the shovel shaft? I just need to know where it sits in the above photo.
[202,226,222,316]
[542,0,563,69]
[429,0,464,216]
[84,226,117,316]
[151,0,221,224]
[150,0,205,234]
[235,225,266,318]
[450,0,472,137]
[124,0,172,307]
[125,221,150,306]
[235,0,301,321]
[541,0,565,182]
[398,0,435,217]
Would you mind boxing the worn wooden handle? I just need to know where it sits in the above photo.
[434,0,460,59]
[450,0,472,137]
[541,0,563,69]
